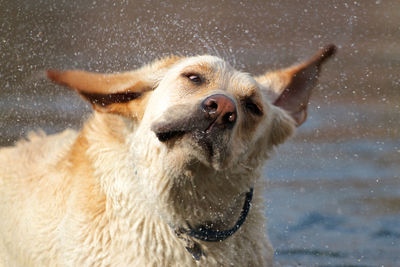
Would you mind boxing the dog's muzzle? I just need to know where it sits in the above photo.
[151,94,237,143]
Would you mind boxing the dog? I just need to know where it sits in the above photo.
[0,45,335,266]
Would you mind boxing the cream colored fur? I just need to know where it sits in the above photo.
[0,46,335,266]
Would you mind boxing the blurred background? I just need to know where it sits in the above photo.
[1,0,399,265]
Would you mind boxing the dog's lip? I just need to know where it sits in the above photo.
[155,130,186,142]
[152,120,219,162]
[151,117,217,143]
[151,121,187,142]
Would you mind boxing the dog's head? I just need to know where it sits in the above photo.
[47,45,335,174]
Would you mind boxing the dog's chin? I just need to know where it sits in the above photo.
[158,130,233,171]
[191,130,233,170]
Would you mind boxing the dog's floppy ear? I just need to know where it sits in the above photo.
[256,44,336,126]
[47,56,181,117]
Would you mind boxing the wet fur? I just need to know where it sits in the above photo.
[0,46,335,266]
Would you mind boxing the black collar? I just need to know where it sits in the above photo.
[175,187,254,260]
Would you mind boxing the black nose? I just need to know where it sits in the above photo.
[201,94,237,128]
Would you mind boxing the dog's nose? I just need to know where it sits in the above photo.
[201,94,237,128]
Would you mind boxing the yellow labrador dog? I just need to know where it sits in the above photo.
[0,45,335,266]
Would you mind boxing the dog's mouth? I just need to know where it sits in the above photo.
[153,117,219,142]
[155,130,186,143]
[150,100,236,167]
[151,118,193,143]
[151,115,226,160]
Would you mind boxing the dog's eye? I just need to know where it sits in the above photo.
[244,100,263,116]
[184,73,202,84]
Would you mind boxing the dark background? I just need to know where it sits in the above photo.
[1,0,399,265]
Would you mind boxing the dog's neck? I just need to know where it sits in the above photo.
[130,136,259,232]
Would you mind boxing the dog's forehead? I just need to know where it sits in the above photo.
[170,55,231,77]
[174,55,259,94]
